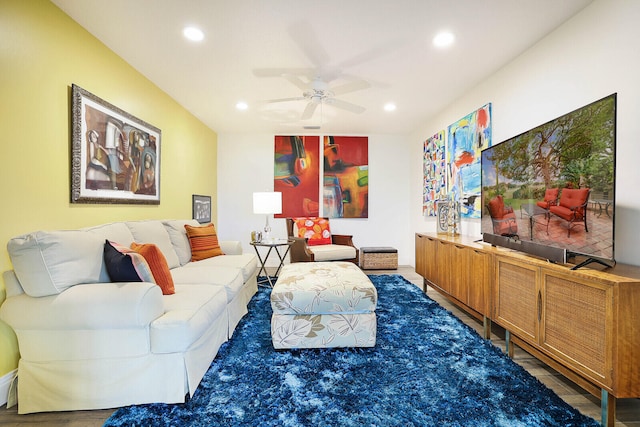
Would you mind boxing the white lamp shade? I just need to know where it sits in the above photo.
[253,192,282,215]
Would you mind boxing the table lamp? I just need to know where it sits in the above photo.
[253,192,282,241]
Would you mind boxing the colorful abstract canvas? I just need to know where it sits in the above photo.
[323,136,368,218]
[274,135,320,218]
[423,131,446,216]
[447,103,492,218]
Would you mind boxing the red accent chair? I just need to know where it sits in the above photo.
[487,195,518,237]
[536,188,559,217]
[549,188,591,237]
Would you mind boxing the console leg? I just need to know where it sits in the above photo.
[505,330,514,357]
[483,316,491,340]
[601,389,616,427]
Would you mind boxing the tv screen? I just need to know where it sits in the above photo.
[481,94,616,266]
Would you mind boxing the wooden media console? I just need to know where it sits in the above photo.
[415,232,640,427]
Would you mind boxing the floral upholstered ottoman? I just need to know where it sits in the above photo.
[270,262,377,349]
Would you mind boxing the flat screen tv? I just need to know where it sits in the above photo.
[481,94,616,269]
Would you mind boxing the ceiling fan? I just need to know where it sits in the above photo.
[264,74,370,120]
[254,22,386,122]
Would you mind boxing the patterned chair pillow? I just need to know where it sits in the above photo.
[293,217,332,246]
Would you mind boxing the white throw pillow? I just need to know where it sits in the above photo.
[125,220,180,269]
[162,219,201,266]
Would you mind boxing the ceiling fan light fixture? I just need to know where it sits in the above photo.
[384,102,397,112]
[183,26,204,42]
[236,101,248,110]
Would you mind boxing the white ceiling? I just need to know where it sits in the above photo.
[52,0,593,135]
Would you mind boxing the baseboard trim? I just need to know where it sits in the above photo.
[0,369,17,407]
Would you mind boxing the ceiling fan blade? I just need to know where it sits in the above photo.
[266,97,306,104]
[282,74,310,91]
[335,39,402,70]
[288,22,331,69]
[325,98,366,114]
[331,79,371,96]
[252,67,314,78]
[301,102,318,120]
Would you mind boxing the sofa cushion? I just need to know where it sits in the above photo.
[308,244,357,261]
[294,217,332,246]
[103,240,155,283]
[184,223,224,261]
[131,243,175,295]
[150,284,228,354]
[7,230,105,297]
[183,254,257,283]
[162,219,201,266]
[84,222,135,247]
[171,266,244,302]
[126,221,180,269]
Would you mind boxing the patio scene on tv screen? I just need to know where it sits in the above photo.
[481,93,616,263]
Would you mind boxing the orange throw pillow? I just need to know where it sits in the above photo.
[185,223,224,261]
[130,242,175,295]
[294,217,332,246]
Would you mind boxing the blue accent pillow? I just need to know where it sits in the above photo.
[103,240,155,283]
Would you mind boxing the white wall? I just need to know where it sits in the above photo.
[217,133,413,266]
[219,0,640,269]
[410,0,640,267]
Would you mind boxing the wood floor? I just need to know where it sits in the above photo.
[2,266,639,426]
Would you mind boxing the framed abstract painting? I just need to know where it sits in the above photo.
[323,135,368,218]
[447,103,492,218]
[423,131,446,217]
[273,135,320,218]
[71,84,161,204]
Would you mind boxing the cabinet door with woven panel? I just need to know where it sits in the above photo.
[540,270,612,387]
[493,257,539,343]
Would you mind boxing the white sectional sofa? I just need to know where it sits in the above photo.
[0,219,257,414]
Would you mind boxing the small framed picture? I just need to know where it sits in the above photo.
[192,194,211,224]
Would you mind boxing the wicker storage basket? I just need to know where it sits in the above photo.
[360,247,398,270]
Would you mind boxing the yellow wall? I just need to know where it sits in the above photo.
[0,0,218,377]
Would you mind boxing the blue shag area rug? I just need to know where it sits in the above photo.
[104,274,598,427]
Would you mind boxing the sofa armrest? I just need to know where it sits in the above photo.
[0,282,164,330]
[220,240,242,255]
[288,237,315,263]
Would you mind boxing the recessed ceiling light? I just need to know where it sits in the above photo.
[236,101,248,111]
[433,31,455,48]
[183,26,204,42]
[384,103,397,112]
